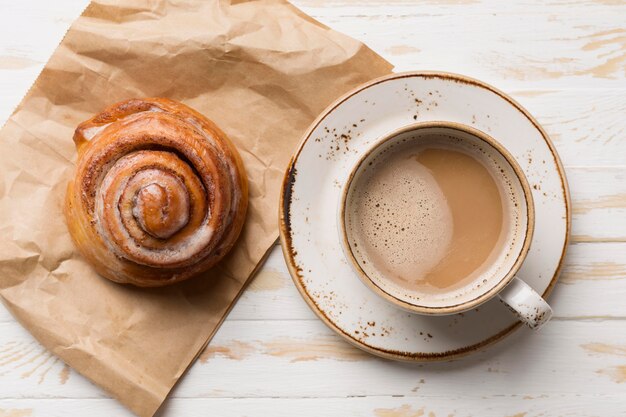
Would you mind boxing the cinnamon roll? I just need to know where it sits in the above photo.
[65,98,248,287]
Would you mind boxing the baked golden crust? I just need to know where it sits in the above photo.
[65,98,248,287]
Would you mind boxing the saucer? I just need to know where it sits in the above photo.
[279,72,571,361]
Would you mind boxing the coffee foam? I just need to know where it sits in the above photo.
[345,129,525,304]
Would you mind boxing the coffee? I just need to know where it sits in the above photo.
[345,132,523,295]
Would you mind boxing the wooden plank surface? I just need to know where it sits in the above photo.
[1,396,625,417]
[1,318,626,399]
[0,0,625,416]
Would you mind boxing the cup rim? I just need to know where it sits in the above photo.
[339,120,536,315]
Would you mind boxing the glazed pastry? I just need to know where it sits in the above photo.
[65,98,248,287]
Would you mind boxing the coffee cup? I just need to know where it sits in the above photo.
[339,121,552,329]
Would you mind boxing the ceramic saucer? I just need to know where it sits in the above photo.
[279,72,571,361]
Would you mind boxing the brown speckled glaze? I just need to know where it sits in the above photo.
[279,72,571,361]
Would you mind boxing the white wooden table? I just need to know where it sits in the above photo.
[1,1,625,416]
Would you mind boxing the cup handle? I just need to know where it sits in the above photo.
[498,277,553,330]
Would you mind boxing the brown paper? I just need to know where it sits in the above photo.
[0,0,392,415]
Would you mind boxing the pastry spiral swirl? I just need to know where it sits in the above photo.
[65,98,248,287]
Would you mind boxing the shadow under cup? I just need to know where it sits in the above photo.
[340,122,535,315]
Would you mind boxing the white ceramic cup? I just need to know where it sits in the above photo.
[339,122,553,329]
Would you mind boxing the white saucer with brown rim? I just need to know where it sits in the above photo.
[279,72,571,361]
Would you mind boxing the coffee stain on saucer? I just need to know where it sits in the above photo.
[374,405,425,417]
[248,268,286,292]
[315,121,366,161]
[0,409,33,417]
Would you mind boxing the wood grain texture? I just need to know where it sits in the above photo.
[0,396,625,417]
[1,0,625,415]
[297,0,626,88]
[1,319,626,401]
